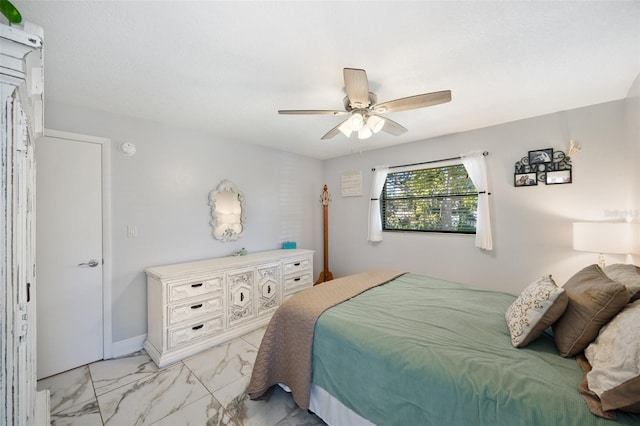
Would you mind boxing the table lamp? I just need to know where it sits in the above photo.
[573,222,640,268]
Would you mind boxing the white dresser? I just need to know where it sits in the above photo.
[144,249,314,367]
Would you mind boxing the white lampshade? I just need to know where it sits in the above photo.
[367,115,385,134]
[573,222,640,255]
[349,112,364,131]
[358,125,372,140]
[338,120,353,138]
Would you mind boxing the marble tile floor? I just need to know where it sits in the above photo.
[37,328,326,426]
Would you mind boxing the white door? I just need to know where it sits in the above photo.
[36,133,104,379]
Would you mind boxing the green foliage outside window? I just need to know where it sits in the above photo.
[382,164,478,233]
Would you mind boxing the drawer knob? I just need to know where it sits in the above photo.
[294,278,301,282]
[293,262,301,266]
[192,324,204,330]
[190,304,203,310]
[191,283,203,288]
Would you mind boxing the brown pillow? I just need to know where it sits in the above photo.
[552,264,630,357]
[603,264,640,302]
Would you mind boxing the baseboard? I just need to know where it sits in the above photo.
[111,334,147,358]
[34,389,50,426]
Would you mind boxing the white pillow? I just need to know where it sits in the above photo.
[585,299,640,413]
[505,275,568,348]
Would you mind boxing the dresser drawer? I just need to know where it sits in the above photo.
[168,296,224,326]
[168,275,224,303]
[168,315,224,349]
[284,272,313,293]
[283,257,311,276]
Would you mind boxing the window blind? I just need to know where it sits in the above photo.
[382,164,478,233]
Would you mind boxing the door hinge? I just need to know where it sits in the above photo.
[15,304,28,338]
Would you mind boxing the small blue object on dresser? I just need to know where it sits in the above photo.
[282,241,296,249]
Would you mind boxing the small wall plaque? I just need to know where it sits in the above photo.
[341,170,363,197]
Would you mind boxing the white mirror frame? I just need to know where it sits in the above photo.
[208,180,246,242]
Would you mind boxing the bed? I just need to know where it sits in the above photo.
[247,269,640,425]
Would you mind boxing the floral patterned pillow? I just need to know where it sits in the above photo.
[585,300,640,414]
[505,275,568,348]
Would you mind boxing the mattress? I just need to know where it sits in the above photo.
[310,273,640,425]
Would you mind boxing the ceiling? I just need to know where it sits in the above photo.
[11,1,640,160]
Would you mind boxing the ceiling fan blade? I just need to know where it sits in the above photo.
[374,90,451,113]
[379,116,408,136]
[278,109,347,115]
[343,68,370,108]
[321,118,351,140]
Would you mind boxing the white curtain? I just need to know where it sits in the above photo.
[461,151,493,250]
[368,166,389,242]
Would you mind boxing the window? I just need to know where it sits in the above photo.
[381,163,478,234]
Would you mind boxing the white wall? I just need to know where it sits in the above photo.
[625,74,639,217]
[42,92,637,347]
[323,99,636,294]
[44,101,323,343]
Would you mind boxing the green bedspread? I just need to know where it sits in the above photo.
[312,273,640,426]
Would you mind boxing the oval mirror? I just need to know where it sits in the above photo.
[208,180,245,242]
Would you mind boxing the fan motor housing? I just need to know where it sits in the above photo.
[344,93,377,111]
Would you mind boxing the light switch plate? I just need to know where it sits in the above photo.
[127,225,138,238]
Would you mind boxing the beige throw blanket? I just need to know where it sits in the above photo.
[247,269,406,409]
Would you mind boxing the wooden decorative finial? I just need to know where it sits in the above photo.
[320,184,331,206]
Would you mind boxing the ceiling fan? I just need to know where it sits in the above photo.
[278,68,451,140]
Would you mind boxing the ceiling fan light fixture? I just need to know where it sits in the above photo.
[367,115,385,134]
[349,112,364,131]
[338,120,353,138]
[358,125,372,140]
[279,68,450,141]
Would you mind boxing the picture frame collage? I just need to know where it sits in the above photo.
[514,148,572,187]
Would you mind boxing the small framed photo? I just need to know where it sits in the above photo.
[528,148,553,165]
[546,169,572,185]
[515,173,537,187]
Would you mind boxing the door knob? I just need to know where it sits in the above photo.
[78,259,100,268]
